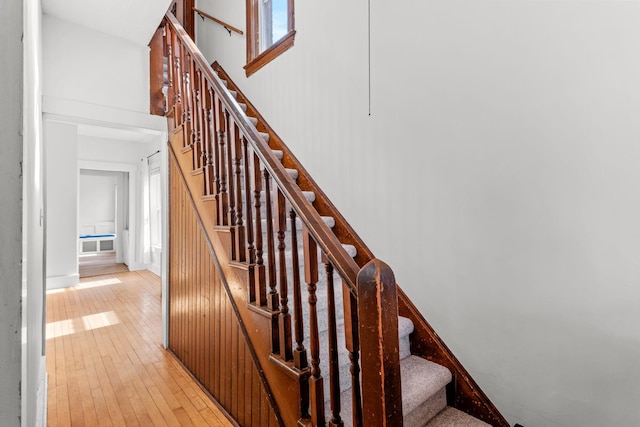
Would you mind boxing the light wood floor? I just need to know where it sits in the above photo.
[46,269,234,427]
[79,252,129,278]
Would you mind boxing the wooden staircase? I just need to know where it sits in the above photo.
[154,12,511,427]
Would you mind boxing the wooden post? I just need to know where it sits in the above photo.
[357,259,403,427]
[149,26,165,116]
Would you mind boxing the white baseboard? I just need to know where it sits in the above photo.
[126,262,146,271]
[46,273,79,290]
[35,361,47,427]
[147,264,161,277]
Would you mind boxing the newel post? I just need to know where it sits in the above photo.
[357,259,403,426]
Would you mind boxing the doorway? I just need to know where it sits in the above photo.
[78,169,129,277]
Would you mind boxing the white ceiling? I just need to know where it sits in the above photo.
[42,0,173,46]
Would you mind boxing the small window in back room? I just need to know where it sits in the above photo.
[245,0,295,76]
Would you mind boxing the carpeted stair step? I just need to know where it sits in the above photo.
[286,168,298,180]
[426,407,491,426]
[310,316,415,404]
[341,244,357,258]
[338,355,451,427]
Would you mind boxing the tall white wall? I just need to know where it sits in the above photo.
[196,1,640,426]
[0,2,25,424]
[45,122,79,288]
[42,14,150,114]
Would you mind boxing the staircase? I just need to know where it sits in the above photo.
[155,11,510,427]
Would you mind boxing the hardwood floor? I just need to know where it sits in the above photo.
[46,269,234,427]
[79,252,129,278]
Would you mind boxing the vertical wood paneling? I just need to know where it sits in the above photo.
[169,156,278,426]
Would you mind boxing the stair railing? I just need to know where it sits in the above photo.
[160,11,403,426]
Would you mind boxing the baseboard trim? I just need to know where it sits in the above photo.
[46,273,79,289]
[36,362,48,427]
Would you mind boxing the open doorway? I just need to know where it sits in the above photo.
[78,169,129,277]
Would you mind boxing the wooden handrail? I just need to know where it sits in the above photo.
[193,7,244,35]
[164,11,362,293]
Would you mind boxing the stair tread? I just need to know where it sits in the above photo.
[338,355,451,427]
[321,216,335,228]
[286,168,298,180]
[398,316,414,360]
[425,407,491,427]
[342,244,357,258]
[302,191,315,202]
[400,356,451,415]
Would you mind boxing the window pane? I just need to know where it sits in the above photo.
[259,0,288,53]
[272,0,287,42]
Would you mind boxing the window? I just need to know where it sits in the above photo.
[245,0,295,76]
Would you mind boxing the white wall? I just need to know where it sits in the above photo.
[78,135,148,164]
[0,2,25,425]
[196,1,640,426]
[43,14,150,114]
[46,122,79,288]
[79,170,118,227]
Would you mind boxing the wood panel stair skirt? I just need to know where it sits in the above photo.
[154,12,510,427]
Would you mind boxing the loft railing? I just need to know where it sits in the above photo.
[161,11,402,425]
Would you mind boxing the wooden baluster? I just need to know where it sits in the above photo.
[183,54,193,152]
[276,189,292,361]
[189,64,200,169]
[226,122,237,235]
[197,73,206,172]
[243,137,256,302]
[290,210,307,369]
[164,27,175,114]
[193,68,204,170]
[212,92,223,223]
[232,124,245,262]
[291,209,309,419]
[263,170,280,354]
[343,281,362,427]
[304,230,324,426]
[197,74,205,170]
[172,41,183,127]
[202,82,215,197]
[253,153,267,306]
[324,259,344,427]
[216,105,229,226]
[357,259,403,426]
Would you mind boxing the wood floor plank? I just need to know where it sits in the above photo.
[46,270,234,427]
